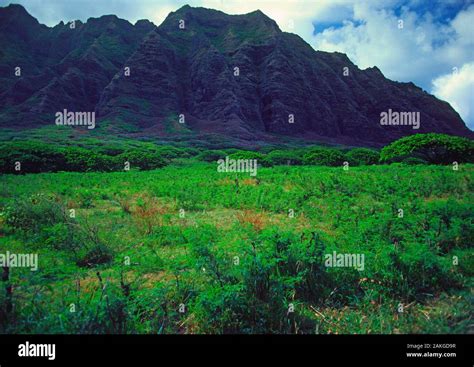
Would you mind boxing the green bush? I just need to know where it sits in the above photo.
[3,194,67,233]
[196,150,227,162]
[115,150,167,171]
[389,244,460,298]
[345,148,380,166]
[0,141,169,173]
[228,150,265,162]
[76,243,114,268]
[262,150,303,166]
[401,157,428,165]
[197,150,265,164]
[155,146,190,159]
[380,133,474,164]
[63,148,117,172]
[192,284,248,333]
[0,141,66,173]
[303,148,346,166]
[191,228,326,333]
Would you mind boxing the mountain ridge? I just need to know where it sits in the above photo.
[0,3,472,147]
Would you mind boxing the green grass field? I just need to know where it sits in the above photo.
[0,162,472,334]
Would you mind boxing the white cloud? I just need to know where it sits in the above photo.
[432,62,474,129]
[147,3,178,25]
[201,0,358,37]
[311,3,474,128]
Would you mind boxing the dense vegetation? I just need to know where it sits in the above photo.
[0,161,472,334]
[0,140,189,173]
[2,134,472,175]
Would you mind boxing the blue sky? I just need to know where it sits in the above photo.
[2,0,473,129]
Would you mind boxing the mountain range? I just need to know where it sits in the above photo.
[0,3,472,147]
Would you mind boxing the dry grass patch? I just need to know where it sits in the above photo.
[241,178,259,186]
[236,209,269,232]
[131,193,171,234]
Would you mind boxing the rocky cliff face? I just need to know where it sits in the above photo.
[0,4,472,146]
[0,4,154,127]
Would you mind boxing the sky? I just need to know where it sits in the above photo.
[2,0,473,129]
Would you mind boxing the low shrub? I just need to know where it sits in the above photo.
[262,150,303,166]
[115,150,167,171]
[228,151,265,162]
[196,150,227,162]
[401,157,428,165]
[345,148,380,166]
[0,141,168,173]
[303,148,346,166]
[76,243,114,268]
[3,194,67,233]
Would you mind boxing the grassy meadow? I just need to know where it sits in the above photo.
[0,161,472,334]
